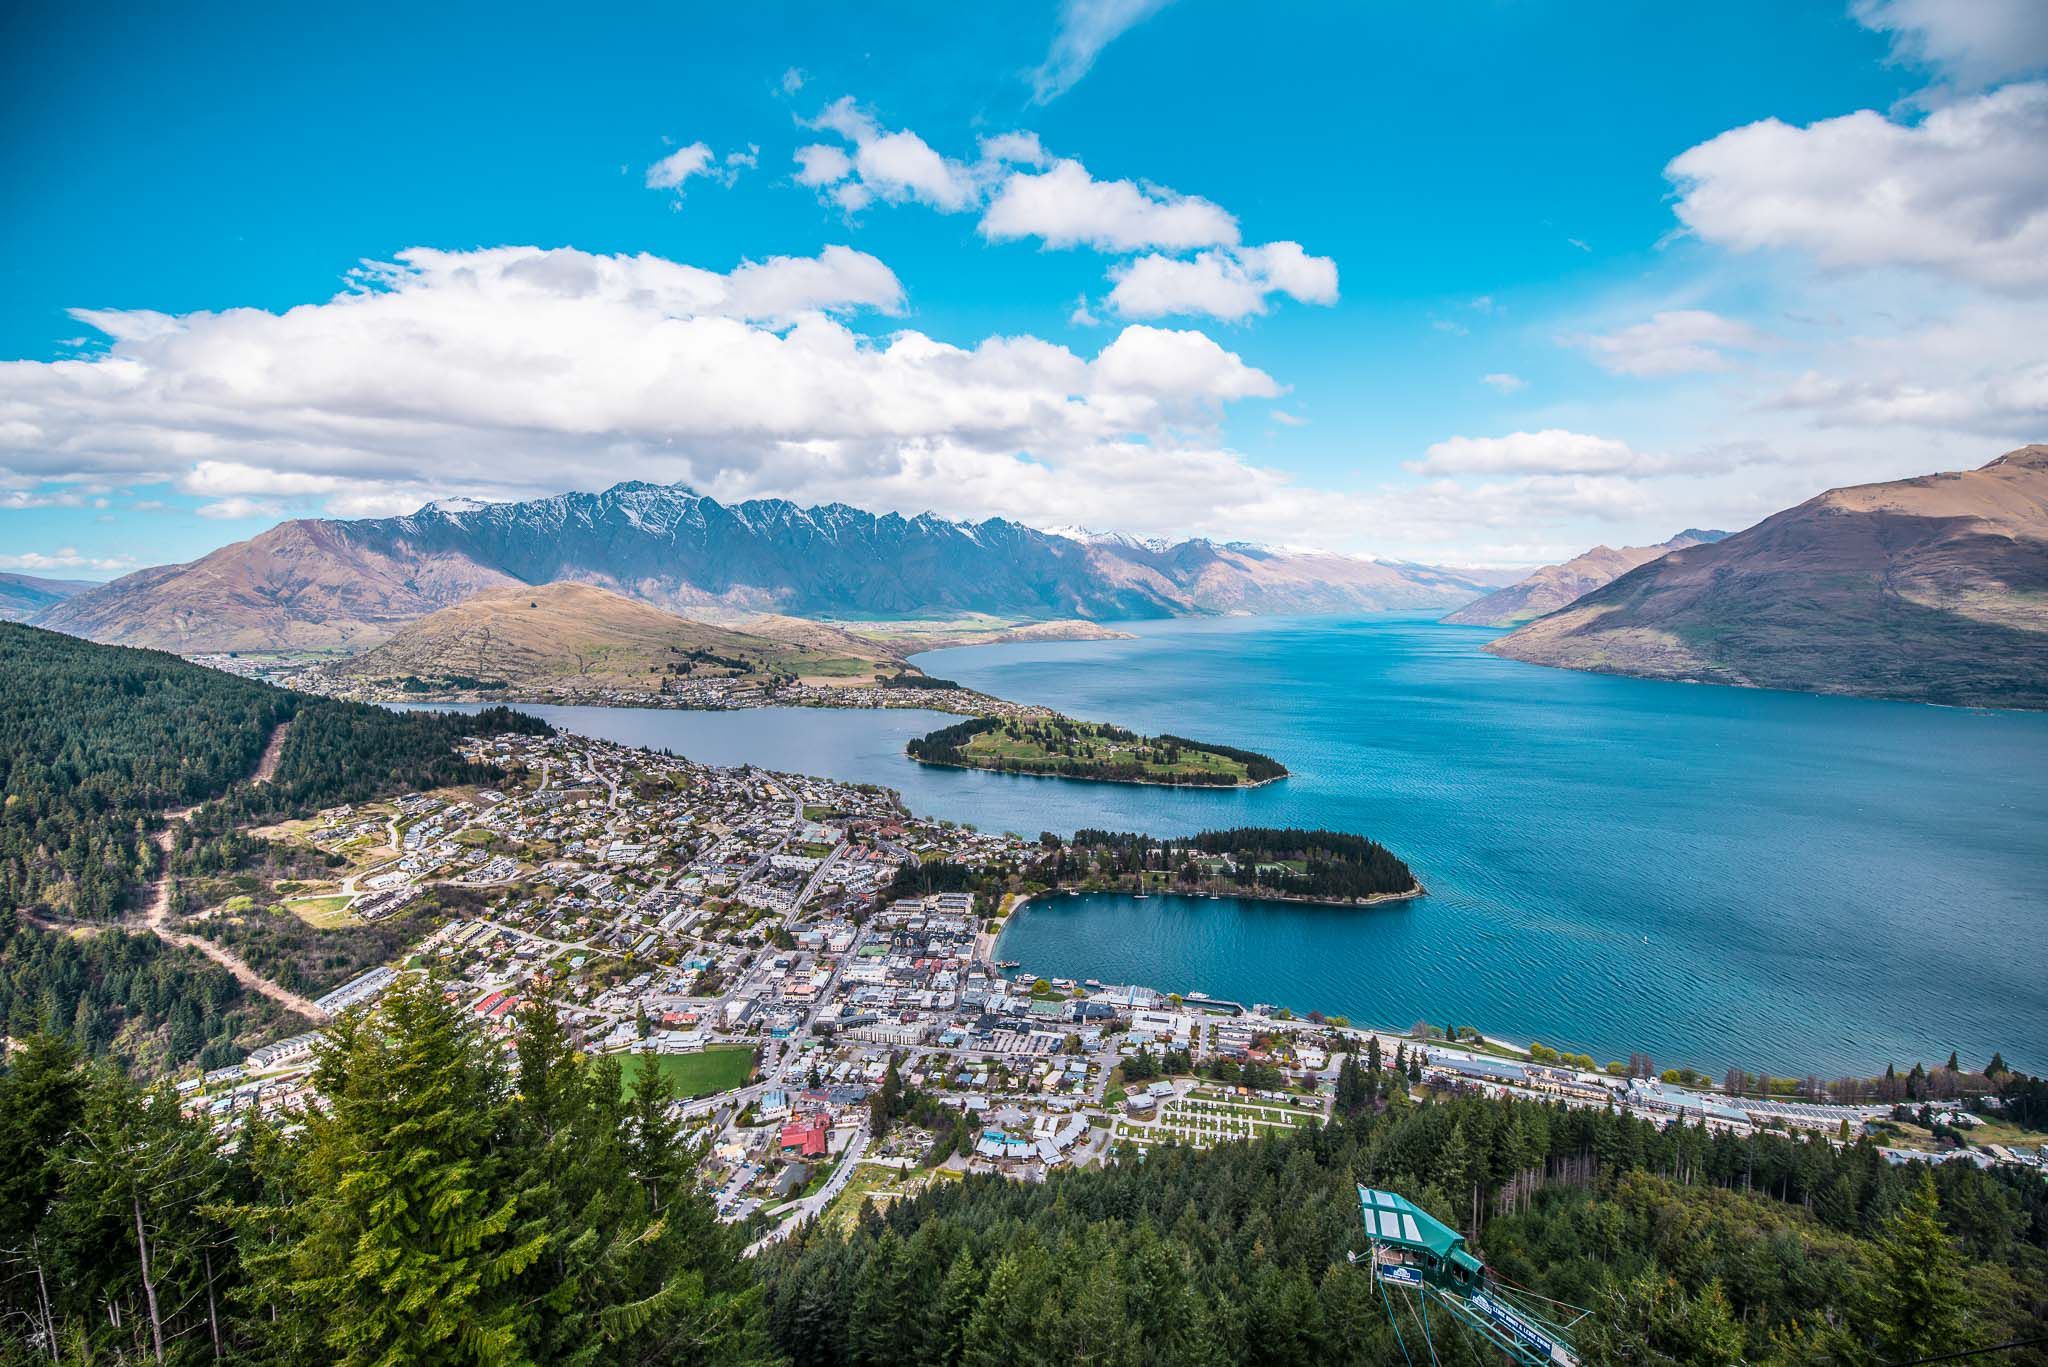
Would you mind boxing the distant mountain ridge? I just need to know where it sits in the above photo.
[33,481,1501,654]
[0,571,96,623]
[1442,529,1729,627]
[1489,445,2048,708]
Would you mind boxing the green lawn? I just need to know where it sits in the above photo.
[820,1162,904,1233]
[285,894,356,928]
[619,1046,756,1099]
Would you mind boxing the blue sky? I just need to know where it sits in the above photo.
[3,0,2044,575]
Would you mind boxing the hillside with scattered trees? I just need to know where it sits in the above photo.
[0,622,547,923]
[0,622,549,1075]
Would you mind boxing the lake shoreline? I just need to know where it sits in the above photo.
[396,608,2048,1079]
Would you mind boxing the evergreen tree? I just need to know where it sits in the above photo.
[1864,1171,1968,1362]
[252,976,547,1363]
[847,1233,910,1366]
[1334,1056,1367,1117]
[1581,1272,1745,1366]
[50,1062,234,1363]
[0,1036,86,1355]
[920,1249,980,1367]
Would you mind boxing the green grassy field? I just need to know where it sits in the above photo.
[619,1046,756,1099]
[284,894,356,928]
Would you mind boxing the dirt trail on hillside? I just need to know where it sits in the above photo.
[250,718,292,785]
[141,720,332,1024]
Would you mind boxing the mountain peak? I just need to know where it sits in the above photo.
[418,495,496,516]
[598,479,700,499]
[1987,444,2048,471]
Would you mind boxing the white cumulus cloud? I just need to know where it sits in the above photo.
[645,143,712,191]
[788,101,1335,316]
[1105,242,1338,321]
[980,157,1239,252]
[0,244,1345,544]
[1666,82,2048,293]
[1852,0,2048,88]
[196,496,285,520]
[0,548,138,573]
[645,141,754,198]
[802,98,988,212]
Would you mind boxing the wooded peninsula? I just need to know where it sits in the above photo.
[1044,827,1421,903]
[907,715,1287,787]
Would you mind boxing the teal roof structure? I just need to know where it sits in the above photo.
[1357,1185,1466,1261]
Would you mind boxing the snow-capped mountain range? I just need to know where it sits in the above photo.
[33,481,1503,654]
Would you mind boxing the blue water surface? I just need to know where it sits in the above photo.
[419,615,2048,1075]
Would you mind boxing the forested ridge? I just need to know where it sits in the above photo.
[762,1089,2048,1365]
[0,624,291,921]
[0,621,547,922]
[0,622,549,1074]
[0,927,280,1075]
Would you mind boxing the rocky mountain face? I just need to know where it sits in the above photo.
[1488,446,2048,709]
[0,572,95,622]
[34,481,1499,653]
[1442,529,1728,627]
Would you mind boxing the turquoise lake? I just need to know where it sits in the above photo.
[418,614,2048,1076]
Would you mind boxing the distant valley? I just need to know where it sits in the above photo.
[1443,529,1727,628]
[0,571,94,622]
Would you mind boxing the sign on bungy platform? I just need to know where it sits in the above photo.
[1376,1263,1424,1290]
[1471,1290,1577,1366]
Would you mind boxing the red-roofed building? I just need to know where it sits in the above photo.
[779,1114,829,1158]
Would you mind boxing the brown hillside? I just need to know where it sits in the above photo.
[317,583,903,696]
[1488,446,2048,708]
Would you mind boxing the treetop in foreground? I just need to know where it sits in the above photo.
[0,976,772,1365]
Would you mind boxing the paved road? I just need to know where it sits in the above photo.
[744,1118,871,1257]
